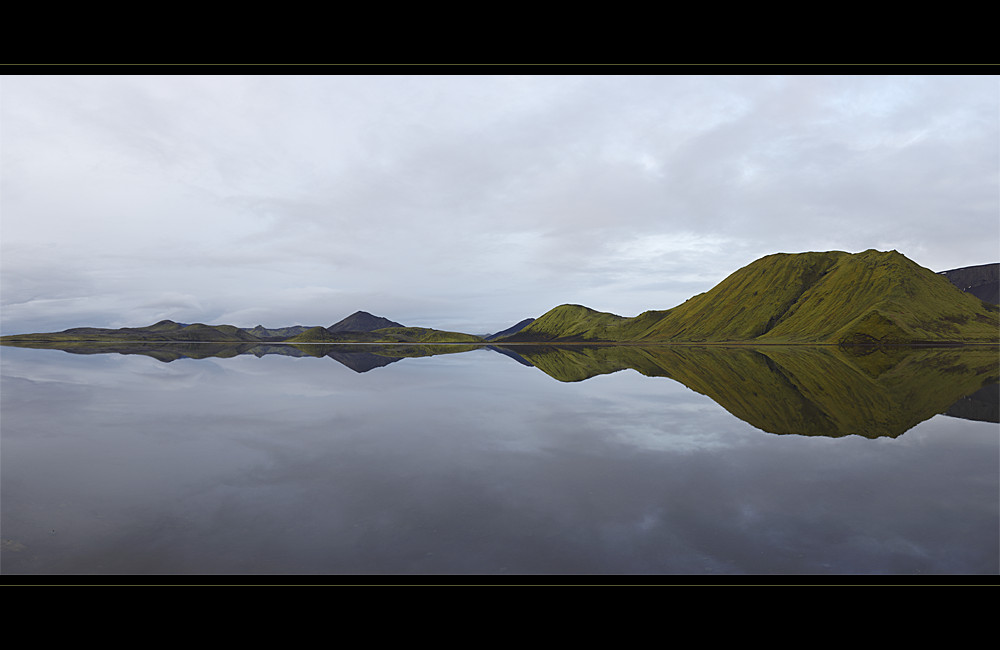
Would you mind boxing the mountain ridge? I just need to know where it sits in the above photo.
[3,252,998,346]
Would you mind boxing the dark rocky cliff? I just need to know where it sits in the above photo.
[939,263,999,304]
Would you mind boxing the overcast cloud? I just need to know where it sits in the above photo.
[1,74,997,335]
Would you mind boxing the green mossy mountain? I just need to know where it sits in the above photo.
[501,250,1000,344]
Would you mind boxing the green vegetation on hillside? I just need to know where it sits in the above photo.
[502,250,1000,344]
[374,327,484,343]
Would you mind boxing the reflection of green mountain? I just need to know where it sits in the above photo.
[504,344,1000,438]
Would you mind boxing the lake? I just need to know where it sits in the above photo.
[1,342,997,577]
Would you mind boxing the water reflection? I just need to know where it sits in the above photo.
[505,344,999,438]
[4,340,996,439]
[1,342,997,575]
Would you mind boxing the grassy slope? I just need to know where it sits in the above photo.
[759,250,998,343]
[635,251,845,341]
[374,327,484,343]
[283,326,346,343]
[503,250,1000,344]
[499,305,628,342]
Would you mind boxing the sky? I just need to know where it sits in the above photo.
[1,74,998,336]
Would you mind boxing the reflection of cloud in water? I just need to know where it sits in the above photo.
[612,420,743,453]
[3,341,998,439]
[2,342,997,575]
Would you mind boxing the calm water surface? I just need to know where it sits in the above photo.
[1,344,997,575]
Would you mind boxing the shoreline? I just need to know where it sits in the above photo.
[3,338,998,348]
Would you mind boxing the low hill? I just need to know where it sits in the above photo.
[283,326,347,343]
[485,318,536,341]
[501,250,1000,345]
[242,325,311,340]
[327,311,404,333]
[375,327,484,343]
[501,305,669,343]
[0,321,262,343]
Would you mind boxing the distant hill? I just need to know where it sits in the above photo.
[327,311,403,333]
[939,263,999,305]
[501,250,1000,344]
[485,318,535,341]
[375,327,484,343]
[499,305,638,342]
[285,326,484,344]
[242,325,311,340]
[1,317,483,346]
[0,320,262,343]
[241,312,410,340]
